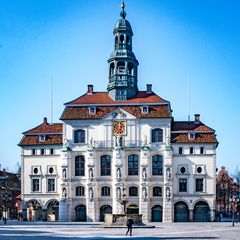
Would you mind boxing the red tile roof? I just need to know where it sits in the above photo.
[19,135,62,146]
[172,121,214,132]
[20,118,63,146]
[61,105,171,120]
[65,91,169,105]
[171,133,218,144]
[23,118,63,135]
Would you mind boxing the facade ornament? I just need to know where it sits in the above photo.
[143,135,147,146]
[89,187,94,199]
[63,168,67,179]
[117,187,122,198]
[62,187,67,199]
[89,168,94,179]
[142,168,147,179]
[142,187,147,198]
[166,168,171,180]
[166,187,171,199]
[117,168,121,179]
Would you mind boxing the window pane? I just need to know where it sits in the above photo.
[48,179,55,192]
[196,179,203,192]
[129,187,138,196]
[153,186,162,196]
[152,155,163,175]
[128,155,138,175]
[101,155,111,176]
[152,128,163,142]
[75,156,85,176]
[74,129,85,143]
[179,178,187,192]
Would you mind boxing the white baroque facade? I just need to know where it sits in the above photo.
[19,4,218,223]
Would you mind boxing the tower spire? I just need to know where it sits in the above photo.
[120,1,126,19]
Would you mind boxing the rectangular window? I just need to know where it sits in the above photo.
[200,147,204,154]
[48,179,55,192]
[179,178,187,192]
[32,149,36,155]
[32,179,40,192]
[50,148,54,155]
[179,147,183,154]
[196,178,204,192]
[190,147,194,154]
[41,149,45,155]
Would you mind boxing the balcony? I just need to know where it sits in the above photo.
[93,140,142,149]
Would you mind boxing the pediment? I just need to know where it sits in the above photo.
[103,108,136,120]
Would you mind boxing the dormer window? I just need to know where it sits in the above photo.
[88,107,96,115]
[188,132,195,140]
[39,135,46,142]
[141,106,149,114]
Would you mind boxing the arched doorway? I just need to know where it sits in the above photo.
[127,205,139,214]
[152,205,162,222]
[75,205,86,222]
[193,201,210,222]
[174,201,189,222]
[99,205,112,222]
[47,200,59,221]
[27,200,42,221]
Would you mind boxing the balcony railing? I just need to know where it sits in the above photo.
[94,140,142,149]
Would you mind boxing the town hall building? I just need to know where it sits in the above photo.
[19,3,218,222]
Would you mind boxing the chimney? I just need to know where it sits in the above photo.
[146,84,152,94]
[194,114,200,124]
[87,85,93,95]
[43,117,48,124]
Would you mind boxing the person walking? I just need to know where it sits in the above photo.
[126,217,134,236]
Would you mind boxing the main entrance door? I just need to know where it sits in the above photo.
[99,205,112,222]
[75,205,86,222]
[174,202,189,222]
[152,205,162,222]
[193,201,210,222]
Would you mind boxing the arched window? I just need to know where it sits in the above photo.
[127,62,134,75]
[153,186,162,196]
[109,62,115,76]
[76,186,84,196]
[101,155,111,176]
[75,155,85,176]
[115,36,118,45]
[152,155,163,175]
[120,34,124,44]
[151,128,163,142]
[129,186,138,196]
[117,61,125,74]
[74,129,85,143]
[101,186,110,196]
[128,155,139,175]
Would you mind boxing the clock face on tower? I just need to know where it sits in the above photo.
[112,120,126,136]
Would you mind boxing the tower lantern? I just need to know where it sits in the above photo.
[107,2,139,100]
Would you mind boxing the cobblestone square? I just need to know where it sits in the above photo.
[0,222,239,240]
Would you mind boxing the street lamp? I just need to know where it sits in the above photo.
[229,194,239,226]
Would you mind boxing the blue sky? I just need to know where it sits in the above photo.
[0,0,239,174]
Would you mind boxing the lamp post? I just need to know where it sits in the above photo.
[229,194,239,226]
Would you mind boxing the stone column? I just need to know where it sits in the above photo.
[139,148,150,222]
[41,209,47,221]
[86,148,96,222]
[112,149,125,214]
[59,142,70,221]
[189,209,193,222]
[162,128,173,222]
